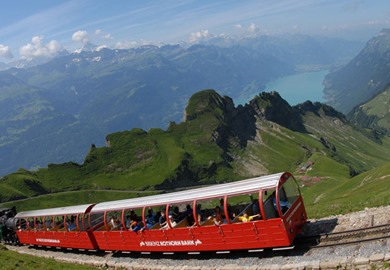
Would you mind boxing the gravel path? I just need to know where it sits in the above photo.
[7,205,390,269]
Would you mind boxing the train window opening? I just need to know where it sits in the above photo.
[105,210,122,231]
[44,216,53,230]
[262,189,280,219]
[229,193,261,223]
[35,217,44,231]
[19,218,27,231]
[89,212,105,231]
[167,201,193,229]
[146,205,166,230]
[54,215,65,231]
[279,177,300,215]
[66,215,77,231]
[123,208,143,232]
[195,197,226,226]
[77,214,85,231]
[143,206,162,230]
[27,217,34,230]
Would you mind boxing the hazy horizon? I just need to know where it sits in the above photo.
[1,0,389,63]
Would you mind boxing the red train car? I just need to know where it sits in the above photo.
[15,204,98,250]
[15,172,307,252]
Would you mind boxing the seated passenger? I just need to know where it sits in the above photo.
[159,211,167,228]
[238,212,261,223]
[125,216,133,229]
[36,221,43,231]
[195,204,204,225]
[183,204,194,225]
[171,206,181,223]
[250,195,260,215]
[132,221,142,232]
[273,197,292,213]
[208,206,225,225]
[45,219,53,230]
[219,198,225,213]
[67,221,76,231]
[130,210,138,221]
[161,215,177,230]
[110,216,121,230]
[145,209,156,229]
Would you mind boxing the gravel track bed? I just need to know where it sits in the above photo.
[7,205,390,269]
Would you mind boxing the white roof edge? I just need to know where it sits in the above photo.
[15,203,94,218]
[14,172,288,218]
[91,172,286,213]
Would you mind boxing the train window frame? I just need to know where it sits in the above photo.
[88,211,105,231]
[165,200,194,229]
[65,214,77,231]
[260,188,280,220]
[104,210,122,231]
[53,215,65,231]
[35,216,44,231]
[278,176,301,216]
[192,197,225,227]
[227,192,261,223]
[142,205,165,231]
[122,208,143,232]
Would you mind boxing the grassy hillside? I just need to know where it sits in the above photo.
[0,244,98,270]
[1,90,390,219]
[301,163,390,218]
[348,85,390,134]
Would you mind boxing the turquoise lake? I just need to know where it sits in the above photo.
[236,70,329,106]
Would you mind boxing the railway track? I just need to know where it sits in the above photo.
[6,223,389,257]
[3,223,389,270]
[294,223,390,249]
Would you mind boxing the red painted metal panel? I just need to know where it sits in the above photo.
[92,217,294,252]
[16,230,98,249]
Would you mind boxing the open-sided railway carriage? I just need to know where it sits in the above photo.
[14,172,307,252]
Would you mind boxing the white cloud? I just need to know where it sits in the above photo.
[189,29,210,43]
[95,29,113,40]
[95,45,108,51]
[248,23,259,33]
[115,41,139,49]
[0,44,13,59]
[72,30,89,44]
[114,39,153,50]
[19,36,62,59]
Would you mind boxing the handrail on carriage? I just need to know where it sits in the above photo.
[231,202,255,223]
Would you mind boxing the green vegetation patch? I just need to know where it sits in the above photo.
[0,245,98,270]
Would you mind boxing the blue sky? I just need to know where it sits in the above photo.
[0,0,389,62]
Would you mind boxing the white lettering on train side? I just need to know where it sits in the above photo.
[36,238,60,243]
[140,239,202,247]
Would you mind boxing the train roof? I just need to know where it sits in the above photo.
[15,204,94,219]
[91,172,286,213]
[14,172,289,218]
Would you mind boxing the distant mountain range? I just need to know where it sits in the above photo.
[0,34,363,175]
[1,89,390,204]
[324,29,390,114]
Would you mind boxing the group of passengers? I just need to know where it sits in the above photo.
[107,196,266,232]
[20,215,77,232]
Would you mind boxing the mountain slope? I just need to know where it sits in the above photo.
[347,85,390,135]
[0,44,295,175]
[0,34,363,176]
[324,29,390,114]
[1,90,390,205]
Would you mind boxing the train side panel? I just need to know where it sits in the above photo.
[92,218,293,252]
[16,231,98,250]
